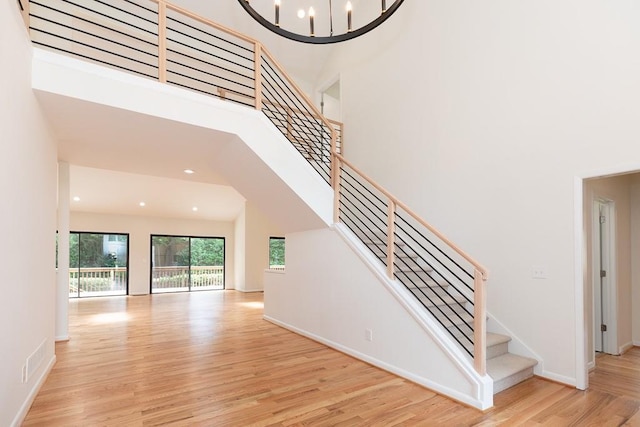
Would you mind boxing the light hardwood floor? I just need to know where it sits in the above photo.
[23,291,640,426]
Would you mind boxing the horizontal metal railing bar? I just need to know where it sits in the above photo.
[339,178,388,228]
[31,4,157,47]
[339,192,388,242]
[341,167,388,217]
[262,57,333,135]
[396,212,473,282]
[166,24,254,69]
[261,99,327,144]
[260,64,326,137]
[30,15,157,63]
[394,224,472,293]
[30,28,158,70]
[166,73,254,105]
[31,40,159,79]
[398,269,473,346]
[165,25,253,61]
[124,0,157,14]
[166,14,253,56]
[393,243,473,306]
[336,153,488,280]
[152,0,258,45]
[91,0,158,24]
[165,39,253,78]
[165,52,254,90]
[338,209,389,262]
[56,0,158,33]
[259,47,335,143]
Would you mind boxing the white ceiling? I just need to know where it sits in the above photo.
[35,90,247,222]
[70,166,245,221]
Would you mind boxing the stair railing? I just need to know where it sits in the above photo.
[25,0,488,376]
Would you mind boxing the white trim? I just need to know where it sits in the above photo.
[55,335,69,342]
[587,360,596,372]
[263,315,490,410]
[331,223,494,409]
[619,341,634,354]
[574,176,588,390]
[236,288,264,293]
[10,355,56,427]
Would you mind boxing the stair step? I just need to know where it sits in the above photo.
[452,332,511,360]
[487,353,537,394]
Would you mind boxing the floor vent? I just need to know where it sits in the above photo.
[24,339,47,383]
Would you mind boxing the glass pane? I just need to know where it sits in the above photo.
[190,237,224,291]
[77,233,128,297]
[151,236,190,293]
[269,237,285,270]
[69,233,79,298]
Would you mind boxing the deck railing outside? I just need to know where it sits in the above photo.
[69,266,127,296]
[151,265,224,292]
[27,0,488,376]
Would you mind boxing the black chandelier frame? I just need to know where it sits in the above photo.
[237,0,406,44]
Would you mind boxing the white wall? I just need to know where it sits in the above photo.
[264,228,491,409]
[234,202,283,292]
[315,0,640,385]
[584,175,633,364]
[71,212,236,294]
[1,2,58,425]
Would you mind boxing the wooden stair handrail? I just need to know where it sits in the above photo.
[334,153,489,280]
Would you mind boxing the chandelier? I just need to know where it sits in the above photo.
[238,0,405,44]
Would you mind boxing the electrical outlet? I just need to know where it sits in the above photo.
[365,329,373,342]
[532,266,548,279]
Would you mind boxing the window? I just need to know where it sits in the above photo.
[151,235,225,293]
[269,237,285,270]
[69,232,129,298]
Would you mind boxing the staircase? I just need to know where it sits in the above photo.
[361,231,537,394]
[25,0,539,404]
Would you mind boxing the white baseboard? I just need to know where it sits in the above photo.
[619,341,634,354]
[236,288,263,293]
[263,315,489,410]
[587,360,596,371]
[55,335,69,342]
[11,354,56,427]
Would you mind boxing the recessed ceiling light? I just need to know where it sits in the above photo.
[139,202,146,207]
[192,206,198,212]
[297,9,305,18]
[184,169,195,174]
[73,196,80,202]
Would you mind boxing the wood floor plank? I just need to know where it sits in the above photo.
[22,291,640,426]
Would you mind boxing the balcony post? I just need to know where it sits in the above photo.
[386,201,396,279]
[158,0,167,83]
[254,42,262,110]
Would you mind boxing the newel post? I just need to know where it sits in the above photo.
[254,43,262,110]
[473,269,487,376]
[158,0,167,83]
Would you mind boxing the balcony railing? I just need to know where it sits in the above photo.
[26,0,488,376]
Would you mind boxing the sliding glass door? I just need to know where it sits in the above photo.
[69,232,129,298]
[151,235,224,293]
